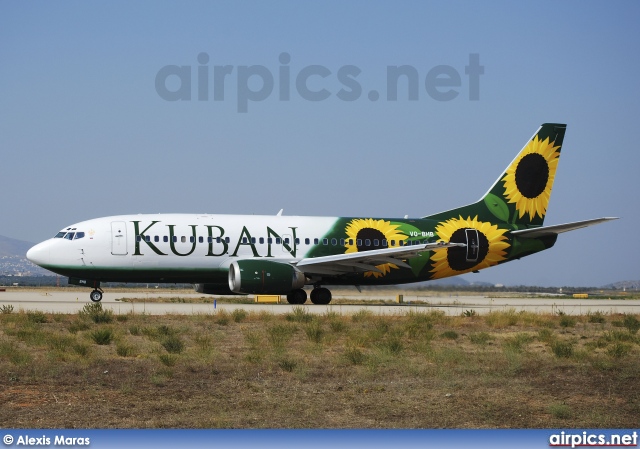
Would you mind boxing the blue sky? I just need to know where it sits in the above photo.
[1,1,638,287]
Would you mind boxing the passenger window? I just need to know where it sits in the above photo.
[145,235,151,243]
[268,238,273,244]
[331,238,337,246]
[399,241,404,246]
[390,240,395,246]
[314,238,319,245]
[365,239,371,247]
[136,235,141,242]
[305,238,310,245]
[295,238,300,244]
[181,236,186,243]
[189,236,195,243]
[251,237,256,244]
[284,238,289,244]
[242,237,248,244]
[339,239,345,246]
[172,236,177,243]
[356,239,362,246]
[208,237,213,243]
[373,239,379,247]
[276,238,282,244]
[164,236,168,243]
[216,237,221,244]
[323,238,328,245]
[382,239,387,247]
[154,236,159,243]
[199,236,204,243]
[225,237,230,243]
[348,239,354,246]
[259,237,264,244]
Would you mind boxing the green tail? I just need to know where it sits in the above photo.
[427,123,566,228]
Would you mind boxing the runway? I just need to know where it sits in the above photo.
[1,289,639,316]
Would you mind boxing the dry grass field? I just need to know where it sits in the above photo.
[1,303,639,428]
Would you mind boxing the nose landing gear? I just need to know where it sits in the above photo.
[89,288,104,302]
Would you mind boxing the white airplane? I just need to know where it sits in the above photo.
[27,123,616,304]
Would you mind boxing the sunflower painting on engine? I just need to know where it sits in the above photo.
[344,218,409,278]
[430,216,509,280]
[501,135,561,221]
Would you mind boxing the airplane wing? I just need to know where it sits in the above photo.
[294,241,465,275]
[510,217,618,238]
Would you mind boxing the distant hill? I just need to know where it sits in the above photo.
[602,280,640,291]
[0,235,34,257]
[0,234,52,276]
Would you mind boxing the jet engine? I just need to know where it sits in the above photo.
[228,260,306,294]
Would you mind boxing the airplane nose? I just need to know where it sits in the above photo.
[26,242,50,267]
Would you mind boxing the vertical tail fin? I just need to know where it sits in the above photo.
[427,123,567,227]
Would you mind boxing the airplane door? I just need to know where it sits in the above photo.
[465,229,479,263]
[111,221,128,255]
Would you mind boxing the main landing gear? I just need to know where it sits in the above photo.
[285,287,332,305]
[89,288,104,302]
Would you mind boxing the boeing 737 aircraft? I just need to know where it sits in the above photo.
[27,123,616,304]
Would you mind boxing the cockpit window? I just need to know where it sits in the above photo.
[55,232,66,238]
[64,232,75,240]
[74,232,85,240]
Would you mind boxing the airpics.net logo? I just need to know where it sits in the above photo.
[155,52,483,112]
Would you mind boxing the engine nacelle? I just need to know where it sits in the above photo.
[228,260,306,294]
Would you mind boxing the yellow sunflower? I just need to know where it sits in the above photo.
[430,216,509,280]
[344,218,408,278]
[501,135,561,220]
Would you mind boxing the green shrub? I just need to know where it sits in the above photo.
[27,311,47,323]
[0,304,14,314]
[548,403,572,419]
[278,357,297,372]
[79,303,113,324]
[344,346,366,365]
[328,319,347,333]
[551,340,574,358]
[159,354,177,367]
[90,328,114,345]
[622,314,640,334]
[469,332,492,345]
[304,322,324,343]
[607,342,631,358]
[232,309,248,323]
[441,330,459,340]
[559,315,576,328]
[267,324,296,348]
[68,320,90,334]
[162,335,185,354]
[587,311,606,324]
[116,343,135,357]
[286,306,314,323]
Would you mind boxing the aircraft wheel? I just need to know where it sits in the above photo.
[286,289,307,305]
[90,289,103,302]
[310,287,331,305]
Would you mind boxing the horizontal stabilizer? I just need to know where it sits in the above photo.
[510,217,618,238]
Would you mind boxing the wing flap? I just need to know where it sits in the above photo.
[295,241,464,275]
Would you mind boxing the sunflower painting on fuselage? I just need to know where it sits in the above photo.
[344,218,409,278]
[430,215,509,279]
